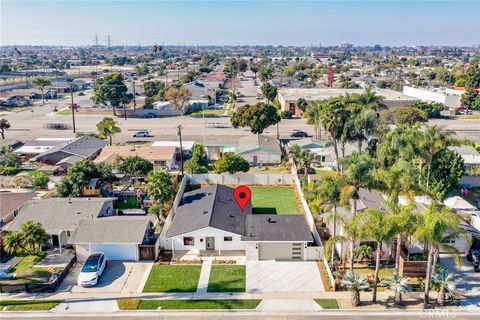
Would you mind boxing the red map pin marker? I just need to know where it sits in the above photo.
[233,185,251,212]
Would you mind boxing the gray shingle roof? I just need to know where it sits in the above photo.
[0,192,35,221]
[6,197,116,234]
[68,216,152,244]
[166,184,249,237]
[243,215,313,242]
[38,136,107,159]
[236,135,281,154]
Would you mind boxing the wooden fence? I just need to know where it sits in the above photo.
[399,249,427,277]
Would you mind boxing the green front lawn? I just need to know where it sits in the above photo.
[56,109,72,115]
[0,254,54,285]
[118,299,261,310]
[142,265,202,292]
[314,299,340,309]
[0,300,62,311]
[250,186,301,214]
[189,109,224,118]
[354,267,395,280]
[207,265,245,292]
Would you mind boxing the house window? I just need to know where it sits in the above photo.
[183,237,194,246]
[66,231,71,237]
[224,237,232,242]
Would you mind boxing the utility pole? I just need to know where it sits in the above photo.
[176,125,184,176]
[132,80,136,116]
[70,84,76,133]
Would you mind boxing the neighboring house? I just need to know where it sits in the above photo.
[449,146,480,169]
[162,184,313,261]
[13,138,74,161]
[34,136,107,165]
[288,139,358,168]
[444,195,480,239]
[56,155,84,170]
[0,191,35,231]
[5,198,116,253]
[95,145,177,171]
[68,216,155,261]
[236,135,282,165]
[278,88,418,116]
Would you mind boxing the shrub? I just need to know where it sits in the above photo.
[0,166,20,175]
[32,172,49,189]
[280,110,293,119]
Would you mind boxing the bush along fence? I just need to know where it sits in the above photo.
[0,255,76,293]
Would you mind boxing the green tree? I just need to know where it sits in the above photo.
[249,62,259,78]
[418,126,449,191]
[114,155,153,176]
[382,274,412,305]
[146,170,174,222]
[341,272,370,307]
[96,117,121,145]
[143,80,166,100]
[260,83,277,103]
[0,145,18,167]
[356,209,398,302]
[296,98,308,112]
[213,153,249,174]
[32,172,49,189]
[184,144,208,174]
[165,87,192,115]
[413,203,470,308]
[425,149,464,200]
[288,144,302,168]
[304,101,322,139]
[432,270,456,307]
[231,103,280,135]
[412,101,444,118]
[299,149,315,177]
[92,73,130,116]
[223,58,238,78]
[0,119,11,140]
[3,221,50,255]
[392,107,428,125]
[257,66,274,83]
[32,77,52,105]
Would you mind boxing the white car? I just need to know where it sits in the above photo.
[77,252,107,287]
[132,130,150,137]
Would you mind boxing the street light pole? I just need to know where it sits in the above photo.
[132,80,136,116]
[70,85,76,133]
[176,125,184,176]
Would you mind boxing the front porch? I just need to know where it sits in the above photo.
[172,250,246,263]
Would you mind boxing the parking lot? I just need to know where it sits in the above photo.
[58,261,151,293]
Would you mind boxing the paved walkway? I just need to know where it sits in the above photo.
[196,259,212,293]
[256,299,323,311]
[52,299,119,313]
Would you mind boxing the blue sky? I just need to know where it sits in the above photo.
[1,1,479,46]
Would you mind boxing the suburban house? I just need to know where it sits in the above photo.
[68,216,156,261]
[288,138,358,168]
[12,138,74,161]
[278,88,418,116]
[33,136,107,165]
[161,184,314,261]
[5,197,117,253]
[0,191,35,231]
[235,135,282,165]
[95,145,177,171]
[449,146,480,169]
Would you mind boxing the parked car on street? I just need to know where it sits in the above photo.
[142,112,157,118]
[77,252,107,287]
[133,130,150,137]
[45,123,71,130]
[290,130,309,138]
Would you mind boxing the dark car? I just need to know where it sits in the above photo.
[142,112,157,118]
[45,123,71,130]
[290,130,309,138]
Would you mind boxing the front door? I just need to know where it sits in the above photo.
[52,235,59,247]
[206,237,215,250]
[253,155,258,166]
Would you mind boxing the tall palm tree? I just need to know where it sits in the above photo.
[0,119,11,140]
[3,232,24,254]
[417,126,448,189]
[413,203,470,308]
[20,221,50,253]
[382,274,412,305]
[317,173,344,265]
[96,117,121,145]
[358,87,386,111]
[304,101,322,139]
[32,77,52,105]
[146,169,174,222]
[356,209,398,302]
[432,270,456,306]
[300,149,315,177]
[341,272,370,307]
[288,144,302,170]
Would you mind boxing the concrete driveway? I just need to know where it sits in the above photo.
[58,261,151,293]
[246,261,324,293]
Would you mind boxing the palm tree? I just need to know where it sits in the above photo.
[432,270,456,306]
[32,77,52,105]
[0,119,11,140]
[20,221,50,253]
[413,203,470,308]
[317,173,344,265]
[288,144,302,171]
[382,274,412,305]
[96,117,121,145]
[300,149,315,177]
[3,232,24,254]
[358,87,386,111]
[304,101,322,139]
[352,107,383,152]
[356,209,398,302]
[417,126,448,189]
[146,169,174,222]
[341,272,370,307]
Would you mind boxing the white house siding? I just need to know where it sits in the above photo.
[245,242,259,260]
[87,243,138,261]
[75,244,90,261]
[165,227,244,253]
[239,150,281,165]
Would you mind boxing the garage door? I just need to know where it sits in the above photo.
[258,243,303,260]
[89,244,137,261]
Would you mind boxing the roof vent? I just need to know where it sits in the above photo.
[76,212,81,215]
[267,217,277,223]
[203,210,208,215]
[229,214,235,218]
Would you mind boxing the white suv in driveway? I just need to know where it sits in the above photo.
[77,252,107,287]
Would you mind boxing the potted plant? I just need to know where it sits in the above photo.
[341,272,370,307]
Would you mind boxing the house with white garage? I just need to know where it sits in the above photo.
[236,135,282,166]
[161,184,314,261]
[68,216,156,261]
[5,197,116,253]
